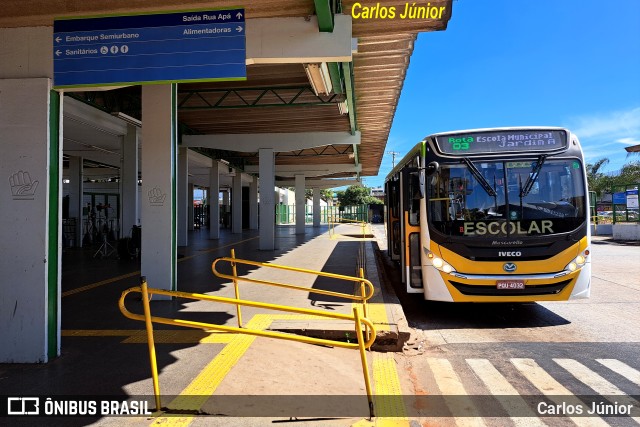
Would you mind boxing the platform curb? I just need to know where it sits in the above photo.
[269,235,411,352]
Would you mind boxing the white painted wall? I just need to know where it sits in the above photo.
[0,78,57,362]
[141,84,177,294]
[276,187,295,204]
[307,198,328,207]
[590,224,613,236]
[613,223,640,240]
[245,16,352,65]
[1,13,58,365]
[0,27,53,79]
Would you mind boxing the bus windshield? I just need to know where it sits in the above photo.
[427,158,586,237]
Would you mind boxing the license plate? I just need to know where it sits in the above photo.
[496,280,525,290]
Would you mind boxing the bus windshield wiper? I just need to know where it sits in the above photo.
[462,158,496,197]
[520,154,548,198]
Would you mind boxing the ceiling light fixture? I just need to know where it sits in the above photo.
[303,63,333,96]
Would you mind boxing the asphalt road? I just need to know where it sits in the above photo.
[375,230,640,426]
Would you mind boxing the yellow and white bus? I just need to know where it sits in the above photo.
[384,127,591,302]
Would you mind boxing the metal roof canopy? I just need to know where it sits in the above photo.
[1,0,453,183]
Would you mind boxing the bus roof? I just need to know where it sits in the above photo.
[384,140,424,182]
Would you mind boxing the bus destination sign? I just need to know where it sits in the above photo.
[434,130,568,155]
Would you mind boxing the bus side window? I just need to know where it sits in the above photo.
[408,171,421,225]
[428,173,445,222]
[391,181,399,219]
[392,221,401,254]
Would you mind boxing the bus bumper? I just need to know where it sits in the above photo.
[424,265,590,303]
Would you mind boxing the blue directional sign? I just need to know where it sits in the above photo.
[613,192,626,205]
[53,9,246,88]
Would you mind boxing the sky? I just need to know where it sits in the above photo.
[365,0,640,188]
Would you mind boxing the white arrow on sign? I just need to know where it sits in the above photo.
[236,12,243,19]
[236,26,243,32]
[55,50,62,57]
[55,36,61,43]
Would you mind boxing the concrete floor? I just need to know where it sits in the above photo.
[1,224,405,426]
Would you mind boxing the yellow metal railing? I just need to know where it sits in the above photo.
[594,214,613,224]
[212,249,374,322]
[327,218,372,279]
[328,217,371,240]
[119,261,378,417]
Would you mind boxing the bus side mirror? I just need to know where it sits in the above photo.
[425,161,440,176]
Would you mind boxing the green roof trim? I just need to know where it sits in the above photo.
[313,0,334,32]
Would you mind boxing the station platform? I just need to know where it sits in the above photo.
[1,223,411,426]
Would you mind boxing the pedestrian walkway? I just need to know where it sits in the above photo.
[4,224,640,426]
[0,223,410,426]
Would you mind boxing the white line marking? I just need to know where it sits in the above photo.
[511,358,609,427]
[467,358,546,426]
[596,359,640,387]
[554,358,640,423]
[427,358,486,427]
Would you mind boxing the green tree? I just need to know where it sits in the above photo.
[297,189,335,203]
[367,195,383,205]
[610,161,640,187]
[587,159,640,196]
[321,189,334,203]
[586,158,610,196]
[337,185,382,206]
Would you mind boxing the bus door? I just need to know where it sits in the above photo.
[387,177,401,262]
[403,167,424,292]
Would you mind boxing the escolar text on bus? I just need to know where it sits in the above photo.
[462,220,554,236]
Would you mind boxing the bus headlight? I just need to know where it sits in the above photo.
[562,249,589,274]
[424,248,456,275]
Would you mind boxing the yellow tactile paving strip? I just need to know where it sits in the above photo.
[62,272,140,297]
[63,230,406,424]
[63,316,407,423]
[365,303,391,332]
[152,314,320,426]
[372,352,408,420]
[335,223,391,333]
[145,313,407,426]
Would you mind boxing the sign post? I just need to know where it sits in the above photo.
[53,9,246,88]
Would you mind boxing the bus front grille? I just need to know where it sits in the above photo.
[448,279,572,296]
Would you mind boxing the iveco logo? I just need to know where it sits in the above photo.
[503,263,517,272]
[499,251,522,257]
